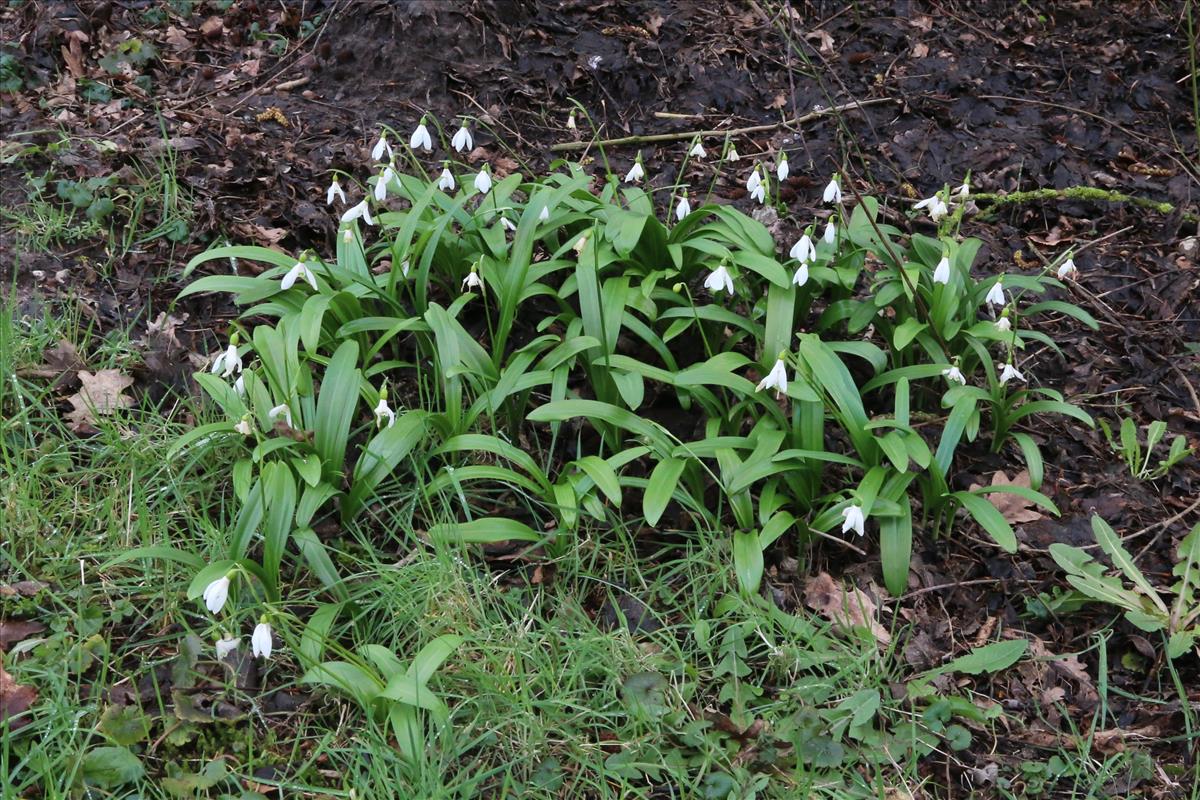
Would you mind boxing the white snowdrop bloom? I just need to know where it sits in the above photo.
[409,118,433,152]
[474,167,492,195]
[941,365,966,385]
[823,175,842,204]
[373,167,392,202]
[624,160,645,183]
[401,260,410,277]
[727,144,740,162]
[914,194,949,221]
[792,262,810,287]
[689,139,706,158]
[268,403,294,428]
[703,265,734,294]
[203,575,231,614]
[755,358,789,396]
[985,278,1006,308]
[1057,258,1078,280]
[325,178,346,206]
[998,362,1025,385]
[211,340,242,378]
[953,179,970,201]
[438,166,456,191]
[462,269,483,292]
[374,395,395,429]
[995,315,1012,333]
[841,504,866,536]
[823,220,837,244]
[251,621,273,660]
[341,199,376,226]
[215,635,240,660]
[776,152,789,181]
[789,234,815,263]
[674,194,691,221]
[501,216,517,232]
[933,255,951,285]
[750,182,766,204]
[573,234,589,255]
[233,374,245,397]
[371,132,392,162]
[451,123,473,153]
[281,261,318,291]
[746,167,762,194]
[566,110,577,130]
[234,417,254,436]
[538,205,550,221]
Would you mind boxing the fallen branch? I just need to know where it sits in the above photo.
[550,97,898,152]
[972,186,1197,223]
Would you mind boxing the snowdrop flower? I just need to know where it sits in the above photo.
[451,121,473,153]
[409,117,433,152]
[755,356,789,397]
[437,165,456,191]
[624,157,645,183]
[400,260,410,277]
[1057,257,1078,281]
[674,194,691,221]
[746,166,762,194]
[792,262,810,287]
[952,179,970,202]
[211,335,242,378]
[234,416,254,436]
[914,194,949,221]
[985,278,1006,309]
[371,132,392,162]
[689,139,706,158]
[941,365,966,385]
[573,234,589,255]
[251,620,273,660]
[995,314,1012,333]
[268,403,294,428]
[998,362,1025,385]
[373,167,392,202]
[374,387,395,429]
[325,177,346,205]
[566,109,577,131]
[841,504,866,537]
[203,575,231,614]
[462,267,483,292]
[823,220,837,244]
[215,635,239,660]
[776,152,789,181]
[341,199,375,226]
[538,205,550,221]
[727,144,740,162]
[704,264,734,294]
[501,216,517,232]
[233,374,245,397]
[281,260,318,291]
[823,175,842,204]
[789,233,815,263]
[474,166,492,195]
[932,254,951,285]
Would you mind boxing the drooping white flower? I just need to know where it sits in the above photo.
[233,374,245,397]
[409,118,433,152]
[401,260,410,277]
[374,394,395,429]
[462,268,483,292]
[914,194,949,221]
[790,234,815,263]
[941,365,966,385]
[746,167,762,195]
[727,144,740,162]
[755,358,789,396]
[985,278,1006,308]
[281,261,318,291]
[234,417,254,436]
[538,205,550,221]
[823,220,837,244]
[438,165,456,191]
[371,132,392,162]
[932,255,951,285]
[251,621,273,660]
[573,234,589,255]
[675,194,691,221]
[952,179,970,202]
[451,122,473,153]
[566,110,577,130]
[375,166,396,202]
[211,340,242,378]
[841,504,866,536]
[792,262,810,287]
[776,152,789,181]
[325,178,346,206]
[624,159,645,183]
[474,166,492,195]
[203,575,231,614]
[823,175,842,204]
[689,139,706,158]
[995,315,1012,333]
[215,635,239,659]
[1057,258,1078,280]
[704,265,734,294]
[268,403,294,428]
[341,199,376,226]
[501,216,516,232]
[998,362,1025,385]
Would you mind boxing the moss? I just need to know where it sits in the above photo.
[972,186,1189,221]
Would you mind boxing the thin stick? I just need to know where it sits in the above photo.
[549,97,897,152]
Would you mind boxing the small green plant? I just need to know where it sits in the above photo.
[1050,515,1200,659]
[1098,415,1191,480]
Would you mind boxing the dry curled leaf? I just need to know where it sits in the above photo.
[968,470,1043,524]
[804,572,891,645]
[0,664,37,731]
[65,369,135,431]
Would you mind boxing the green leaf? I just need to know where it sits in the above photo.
[314,340,361,483]
[293,527,346,599]
[644,457,685,526]
[345,411,427,520]
[1091,515,1169,614]
[82,746,144,788]
[733,530,764,594]
[428,517,543,544]
[575,455,622,506]
[940,639,1028,675]
[953,491,1016,552]
[409,634,463,685]
[880,495,912,597]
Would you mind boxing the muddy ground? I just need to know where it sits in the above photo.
[2,0,1199,795]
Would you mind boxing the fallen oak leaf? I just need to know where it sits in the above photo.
[0,621,46,649]
[967,470,1044,524]
[804,572,891,645]
[65,369,135,431]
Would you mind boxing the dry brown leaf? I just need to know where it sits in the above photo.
[65,369,135,431]
[0,664,37,731]
[645,13,665,36]
[804,572,891,645]
[967,470,1043,524]
[0,621,45,649]
[911,42,929,58]
[765,92,787,111]
[805,29,835,54]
